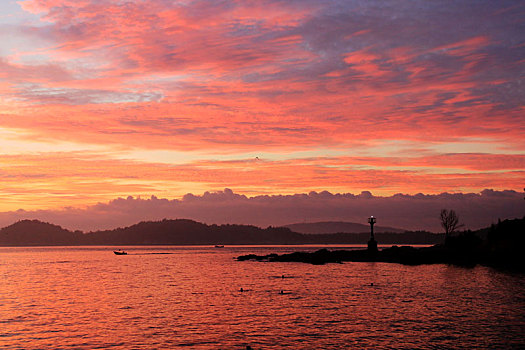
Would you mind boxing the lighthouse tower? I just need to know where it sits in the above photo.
[367,216,378,253]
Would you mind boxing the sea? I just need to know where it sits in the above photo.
[1,245,524,349]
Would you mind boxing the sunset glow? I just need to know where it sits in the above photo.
[2,3,525,348]
[1,0,523,216]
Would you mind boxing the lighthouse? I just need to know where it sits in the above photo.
[367,216,378,252]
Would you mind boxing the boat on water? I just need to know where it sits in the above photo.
[113,249,127,255]
[214,245,225,248]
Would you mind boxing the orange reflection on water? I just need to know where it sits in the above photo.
[0,246,523,349]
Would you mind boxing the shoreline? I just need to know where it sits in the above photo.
[237,245,524,272]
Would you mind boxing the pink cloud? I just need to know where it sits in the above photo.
[344,49,386,78]
[4,1,522,152]
[0,1,522,210]
[317,154,525,171]
[0,58,71,83]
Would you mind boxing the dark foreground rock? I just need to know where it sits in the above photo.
[237,246,445,266]
[237,245,524,271]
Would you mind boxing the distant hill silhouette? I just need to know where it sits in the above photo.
[3,217,521,270]
[0,220,83,246]
[283,221,405,234]
[0,219,303,246]
[83,219,302,245]
[301,231,442,245]
[2,217,521,247]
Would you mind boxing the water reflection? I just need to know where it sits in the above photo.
[0,246,523,349]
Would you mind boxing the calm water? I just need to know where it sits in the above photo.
[1,246,524,349]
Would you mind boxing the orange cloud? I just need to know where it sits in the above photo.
[0,0,523,214]
[0,151,523,212]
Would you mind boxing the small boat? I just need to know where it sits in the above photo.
[113,249,127,255]
[214,245,224,248]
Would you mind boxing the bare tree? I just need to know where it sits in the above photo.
[440,209,464,241]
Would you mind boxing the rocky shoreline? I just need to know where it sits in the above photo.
[237,218,524,271]
[236,245,523,271]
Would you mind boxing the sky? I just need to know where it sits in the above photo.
[0,0,524,230]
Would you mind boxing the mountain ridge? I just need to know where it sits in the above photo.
[0,218,451,246]
[283,221,405,234]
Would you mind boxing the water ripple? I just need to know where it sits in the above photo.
[0,246,523,349]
